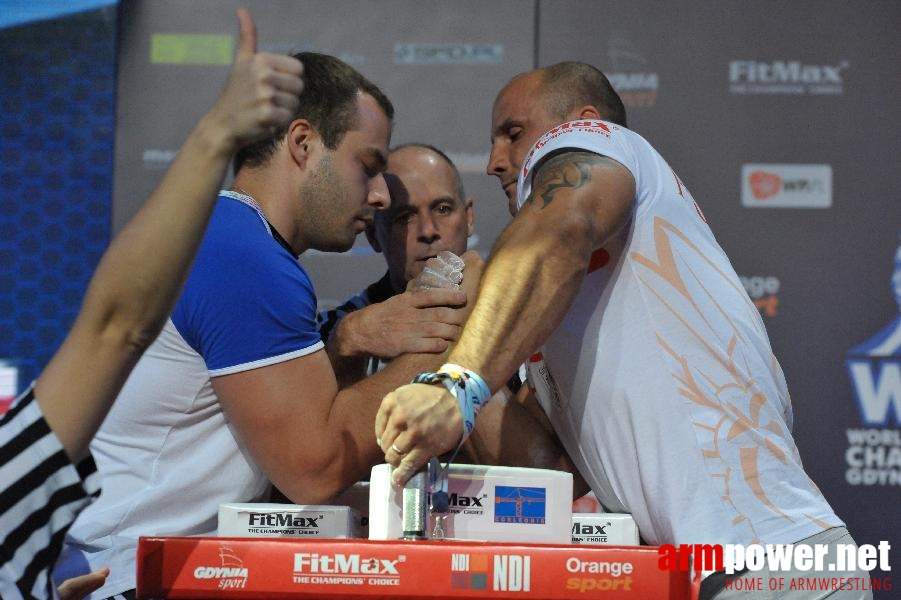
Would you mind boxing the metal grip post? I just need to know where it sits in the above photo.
[401,469,428,540]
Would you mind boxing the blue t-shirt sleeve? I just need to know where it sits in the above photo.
[172,199,323,376]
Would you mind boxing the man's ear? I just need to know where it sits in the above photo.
[286,118,316,167]
[464,197,475,237]
[567,105,602,121]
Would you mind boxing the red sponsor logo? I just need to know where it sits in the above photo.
[749,171,782,200]
[523,121,614,179]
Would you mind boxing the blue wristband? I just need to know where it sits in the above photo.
[412,363,491,443]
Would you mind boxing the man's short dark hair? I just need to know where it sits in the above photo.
[233,52,394,173]
[539,61,627,128]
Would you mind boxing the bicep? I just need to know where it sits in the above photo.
[212,350,339,491]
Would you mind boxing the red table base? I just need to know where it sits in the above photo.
[137,536,697,599]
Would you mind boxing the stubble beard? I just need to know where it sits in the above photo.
[301,154,356,253]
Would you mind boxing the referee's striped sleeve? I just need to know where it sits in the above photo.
[317,291,371,343]
[0,387,99,599]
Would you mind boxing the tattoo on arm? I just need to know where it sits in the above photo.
[528,151,606,209]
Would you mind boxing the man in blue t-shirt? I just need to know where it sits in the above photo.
[57,52,471,600]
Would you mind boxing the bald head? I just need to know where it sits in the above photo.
[537,62,627,127]
[487,63,628,211]
[389,144,466,199]
[369,144,473,291]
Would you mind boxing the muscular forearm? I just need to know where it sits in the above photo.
[375,153,636,486]
[324,322,370,388]
[448,212,593,392]
[281,351,445,504]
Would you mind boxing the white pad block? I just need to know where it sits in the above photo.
[571,513,640,545]
[331,481,371,538]
[217,503,360,538]
[369,463,572,543]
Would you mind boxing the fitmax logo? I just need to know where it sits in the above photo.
[730,60,846,84]
[293,553,402,575]
[729,60,848,94]
[449,493,485,508]
[248,513,321,527]
[572,522,609,536]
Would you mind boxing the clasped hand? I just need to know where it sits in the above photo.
[375,383,463,485]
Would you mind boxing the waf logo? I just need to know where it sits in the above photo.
[846,239,901,427]
[494,486,546,524]
[843,238,901,486]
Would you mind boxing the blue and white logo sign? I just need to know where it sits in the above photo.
[844,237,901,486]
[494,486,546,524]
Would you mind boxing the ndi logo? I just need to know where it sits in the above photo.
[494,486,546,524]
[450,553,489,590]
[844,238,901,486]
[494,554,531,592]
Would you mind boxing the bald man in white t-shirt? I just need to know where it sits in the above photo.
[376,62,871,599]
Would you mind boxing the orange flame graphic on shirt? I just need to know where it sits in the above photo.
[630,217,831,542]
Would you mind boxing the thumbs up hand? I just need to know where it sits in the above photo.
[207,8,304,149]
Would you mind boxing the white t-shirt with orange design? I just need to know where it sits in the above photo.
[517,120,842,547]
